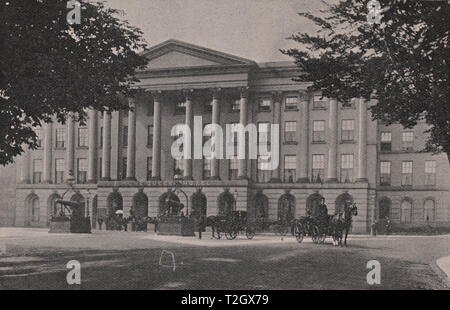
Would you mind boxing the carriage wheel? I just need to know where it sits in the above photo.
[294,224,304,243]
[225,230,237,240]
[246,228,255,240]
[213,230,221,240]
[311,226,320,244]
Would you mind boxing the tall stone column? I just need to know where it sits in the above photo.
[297,90,310,183]
[126,99,137,180]
[101,111,111,180]
[210,89,221,180]
[66,114,75,179]
[357,98,368,182]
[183,90,194,180]
[43,122,53,183]
[326,98,338,183]
[20,147,31,184]
[87,109,98,183]
[238,87,248,179]
[151,92,162,180]
[270,92,282,182]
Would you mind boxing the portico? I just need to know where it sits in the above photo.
[13,39,384,234]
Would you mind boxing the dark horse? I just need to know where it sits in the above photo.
[206,215,227,239]
[329,202,358,247]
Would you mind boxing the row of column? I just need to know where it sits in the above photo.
[148,88,249,181]
[20,90,368,184]
[271,92,368,183]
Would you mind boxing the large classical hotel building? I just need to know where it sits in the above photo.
[2,40,449,233]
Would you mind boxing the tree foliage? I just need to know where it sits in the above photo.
[0,0,148,165]
[283,0,449,157]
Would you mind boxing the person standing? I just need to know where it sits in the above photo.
[198,215,206,240]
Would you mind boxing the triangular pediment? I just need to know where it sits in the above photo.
[142,39,256,70]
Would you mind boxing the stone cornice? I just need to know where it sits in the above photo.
[136,63,255,79]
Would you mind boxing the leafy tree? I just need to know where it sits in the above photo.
[283,0,450,161]
[0,0,148,165]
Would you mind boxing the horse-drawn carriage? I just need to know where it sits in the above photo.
[293,202,358,247]
[293,216,325,244]
[207,211,255,240]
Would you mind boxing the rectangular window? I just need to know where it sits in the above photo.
[175,101,186,114]
[231,100,240,112]
[35,128,43,147]
[258,122,270,145]
[284,121,296,143]
[401,161,413,186]
[402,131,414,151]
[313,120,325,142]
[258,98,271,112]
[257,156,271,183]
[424,160,436,186]
[55,158,65,184]
[380,132,392,152]
[147,157,152,181]
[312,154,325,183]
[341,119,355,142]
[230,122,239,146]
[100,127,103,148]
[380,161,391,186]
[284,155,296,183]
[313,95,327,109]
[203,159,211,179]
[174,158,184,176]
[33,159,43,184]
[121,157,127,180]
[147,125,154,147]
[285,96,298,110]
[229,157,239,180]
[77,158,88,184]
[56,128,65,148]
[340,154,354,183]
[78,127,88,147]
[122,126,128,147]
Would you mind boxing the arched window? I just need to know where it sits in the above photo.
[378,197,391,219]
[253,191,269,222]
[132,190,149,219]
[400,199,412,223]
[31,196,40,223]
[191,190,207,219]
[217,190,235,217]
[278,192,295,224]
[335,192,354,214]
[107,190,123,219]
[424,199,435,222]
[306,193,323,217]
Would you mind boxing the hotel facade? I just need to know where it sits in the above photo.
[2,40,450,233]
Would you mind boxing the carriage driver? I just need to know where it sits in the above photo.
[317,197,329,227]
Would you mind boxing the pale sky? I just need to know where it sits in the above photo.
[102,0,324,63]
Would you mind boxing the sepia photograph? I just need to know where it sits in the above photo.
[0,0,449,297]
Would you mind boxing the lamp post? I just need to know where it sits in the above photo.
[233,189,238,212]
